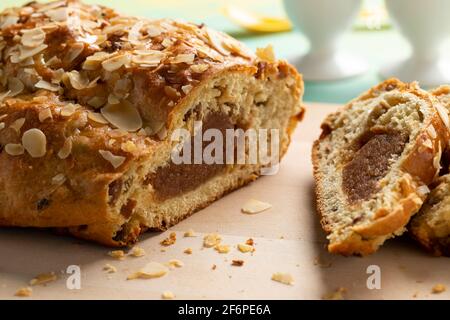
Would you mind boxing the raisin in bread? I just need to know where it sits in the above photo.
[410,85,450,256]
[312,79,449,256]
[0,0,304,246]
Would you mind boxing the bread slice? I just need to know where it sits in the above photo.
[410,85,450,256]
[0,1,304,246]
[312,79,449,256]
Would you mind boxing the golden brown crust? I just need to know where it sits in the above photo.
[312,78,449,256]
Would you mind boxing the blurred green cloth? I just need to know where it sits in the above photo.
[0,0,413,104]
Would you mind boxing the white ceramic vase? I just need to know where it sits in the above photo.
[283,0,367,81]
[381,0,450,87]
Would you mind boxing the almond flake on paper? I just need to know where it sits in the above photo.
[271,272,294,285]
[108,250,125,260]
[162,291,175,299]
[129,246,146,257]
[29,272,57,286]
[432,284,446,294]
[237,243,255,253]
[167,259,184,268]
[15,287,32,297]
[241,199,272,214]
[203,233,221,248]
[127,262,169,280]
[103,264,117,273]
[214,244,230,254]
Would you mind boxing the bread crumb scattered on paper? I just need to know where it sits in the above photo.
[215,244,230,254]
[162,291,175,300]
[129,246,146,257]
[313,256,332,268]
[271,272,294,285]
[322,287,347,300]
[231,260,244,267]
[167,259,184,268]
[238,243,255,253]
[160,232,177,246]
[184,248,193,255]
[127,262,169,280]
[108,250,125,260]
[241,199,272,214]
[203,233,221,248]
[212,264,217,270]
[103,264,117,273]
[432,284,446,294]
[15,287,32,297]
[183,229,196,237]
[29,272,57,286]
[245,238,254,246]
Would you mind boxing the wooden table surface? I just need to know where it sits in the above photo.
[0,103,449,300]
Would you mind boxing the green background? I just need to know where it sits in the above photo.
[0,0,420,103]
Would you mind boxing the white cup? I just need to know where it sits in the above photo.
[283,0,367,81]
[381,0,450,87]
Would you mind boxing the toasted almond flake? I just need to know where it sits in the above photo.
[171,53,195,64]
[108,250,125,260]
[127,262,169,280]
[147,25,163,37]
[427,125,437,139]
[181,85,193,94]
[215,244,230,254]
[108,94,120,105]
[15,287,32,297]
[19,43,48,61]
[51,173,66,186]
[129,246,146,257]
[83,52,113,70]
[37,0,65,12]
[128,21,145,44]
[35,79,60,92]
[161,38,173,48]
[87,96,106,109]
[10,117,25,132]
[271,272,294,285]
[206,28,230,56]
[103,264,117,274]
[101,102,143,132]
[237,243,255,253]
[161,291,175,300]
[66,70,89,90]
[190,64,209,73]
[5,143,24,156]
[22,128,47,158]
[65,43,84,63]
[21,28,46,47]
[184,248,193,254]
[132,50,166,66]
[232,259,244,267]
[8,78,24,96]
[99,150,126,169]
[156,126,167,140]
[0,122,4,130]
[436,103,449,130]
[256,45,276,63]
[60,103,79,117]
[45,7,68,22]
[323,287,347,300]
[183,229,196,237]
[102,54,131,72]
[1,15,19,29]
[241,199,272,214]
[167,259,184,268]
[87,111,108,124]
[58,137,72,159]
[203,233,221,248]
[121,140,137,153]
[0,90,11,102]
[30,272,57,286]
[432,284,446,294]
[422,138,433,149]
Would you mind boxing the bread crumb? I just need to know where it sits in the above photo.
[245,238,254,246]
[231,260,244,267]
[432,284,446,294]
[108,250,125,260]
[212,264,217,270]
[237,243,255,253]
[203,233,221,248]
[271,272,294,285]
[184,248,193,254]
[129,246,146,257]
[15,287,32,297]
[162,291,175,299]
[29,272,57,286]
[241,199,272,214]
[322,287,347,300]
[313,257,332,268]
[215,244,230,254]
[183,229,196,237]
[167,259,184,268]
[160,232,177,246]
[103,264,117,273]
[127,262,169,280]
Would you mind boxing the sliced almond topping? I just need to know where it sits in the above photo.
[427,125,437,139]
[422,138,433,149]
[21,28,46,47]
[65,43,84,63]
[45,7,68,22]
[18,43,48,61]
[30,272,57,286]
[35,80,60,92]
[417,185,430,196]
[214,244,230,254]
[127,262,168,280]
[190,63,209,73]
[147,25,163,37]
[66,70,90,90]
[10,117,25,132]
[87,111,108,124]
[436,103,449,130]
[129,246,146,257]
[183,229,196,237]
[0,90,11,102]
[203,233,221,248]
[102,53,131,72]
[58,137,72,159]
[241,199,272,214]
[271,272,294,285]
[103,264,117,273]
[1,15,19,29]
[101,101,143,132]
[83,52,113,70]
[206,28,230,56]
[171,53,195,64]
[256,45,276,62]
[15,287,32,297]
[51,173,66,186]
[161,38,173,48]
[132,50,166,66]
[237,243,255,253]
[161,291,175,300]
[8,77,24,96]
[108,94,120,105]
[22,128,47,158]
[108,250,125,260]
[5,143,24,156]
[181,84,193,94]
[99,150,126,169]
[60,103,79,117]
[0,122,5,130]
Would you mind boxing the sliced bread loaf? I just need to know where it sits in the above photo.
[312,79,449,256]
